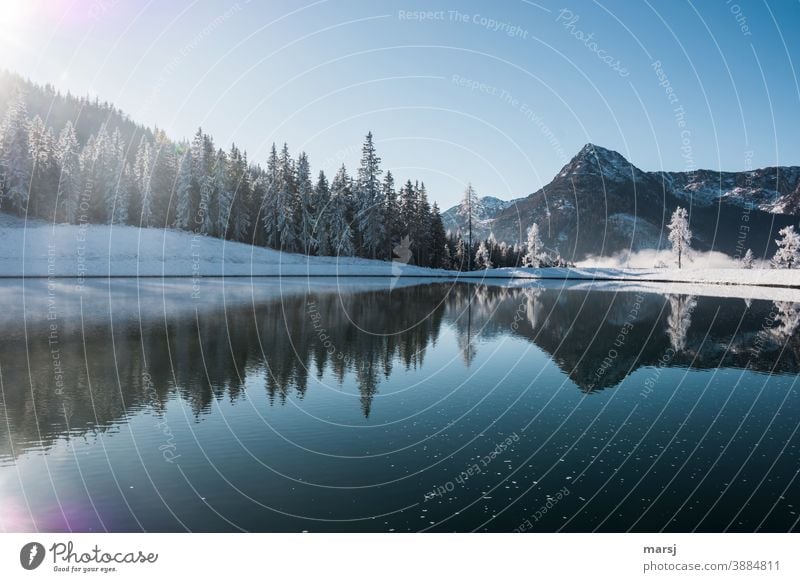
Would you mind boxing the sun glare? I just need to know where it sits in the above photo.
[0,1,34,49]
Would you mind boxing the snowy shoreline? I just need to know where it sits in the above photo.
[2,215,800,293]
[3,271,800,290]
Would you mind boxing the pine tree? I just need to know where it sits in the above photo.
[667,206,692,269]
[27,115,55,217]
[458,183,483,271]
[354,132,385,258]
[114,161,133,225]
[429,202,447,268]
[398,179,416,240]
[313,170,332,255]
[133,135,153,226]
[499,241,510,266]
[383,170,398,259]
[81,126,112,222]
[275,143,298,251]
[523,223,543,267]
[212,149,232,238]
[174,150,193,229]
[196,131,215,235]
[104,128,127,224]
[413,181,432,266]
[475,240,492,269]
[149,129,178,227]
[55,121,81,223]
[772,225,800,269]
[328,164,355,256]
[296,152,316,254]
[0,88,32,215]
[454,236,466,270]
[228,145,251,242]
[262,143,280,248]
[442,243,452,270]
[77,133,96,222]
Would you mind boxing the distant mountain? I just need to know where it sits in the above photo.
[444,144,800,260]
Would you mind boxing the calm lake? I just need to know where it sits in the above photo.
[0,277,798,532]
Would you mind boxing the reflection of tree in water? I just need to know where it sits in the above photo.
[770,302,800,341]
[524,286,545,330]
[0,285,449,459]
[4,284,800,460]
[666,294,697,352]
[261,286,447,417]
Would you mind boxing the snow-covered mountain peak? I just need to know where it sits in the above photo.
[558,143,638,182]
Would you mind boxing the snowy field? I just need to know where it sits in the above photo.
[1,214,800,297]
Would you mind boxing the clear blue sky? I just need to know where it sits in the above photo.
[1,0,798,208]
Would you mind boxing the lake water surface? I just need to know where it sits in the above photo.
[0,278,798,532]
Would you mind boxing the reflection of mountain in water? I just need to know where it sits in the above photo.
[1,281,799,460]
[479,288,800,391]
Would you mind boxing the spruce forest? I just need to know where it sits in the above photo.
[0,72,533,270]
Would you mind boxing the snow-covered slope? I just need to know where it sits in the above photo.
[0,213,453,277]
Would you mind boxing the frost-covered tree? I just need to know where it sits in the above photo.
[0,88,32,214]
[741,248,755,269]
[667,206,692,269]
[354,132,385,259]
[148,129,177,227]
[227,145,251,242]
[312,170,332,256]
[212,149,232,238]
[55,121,81,223]
[27,114,55,217]
[193,131,214,235]
[104,128,128,224]
[296,152,316,255]
[523,222,543,267]
[398,179,416,240]
[275,143,298,251]
[772,225,800,269]
[133,135,153,227]
[457,182,483,270]
[475,240,492,269]
[114,162,132,225]
[454,236,466,270]
[174,150,193,229]
[261,143,280,248]
[328,164,354,256]
[383,170,398,259]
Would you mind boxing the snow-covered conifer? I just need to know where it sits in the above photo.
[354,132,385,258]
[475,240,492,269]
[667,206,692,269]
[328,164,354,256]
[0,88,32,214]
[523,223,542,267]
[772,225,800,269]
